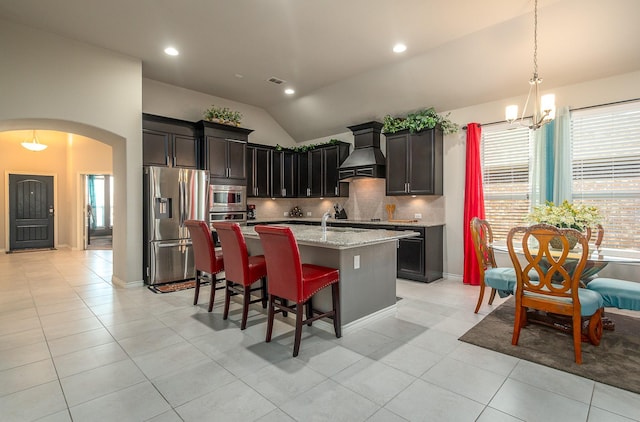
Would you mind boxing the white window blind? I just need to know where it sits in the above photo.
[571,101,640,250]
[481,124,532,241]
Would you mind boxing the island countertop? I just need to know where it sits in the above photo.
[239,224,418,250]
[247,217,444,228]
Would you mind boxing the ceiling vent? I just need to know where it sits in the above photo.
[267,77,286,85]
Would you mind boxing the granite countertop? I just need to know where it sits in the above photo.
[247,217,444,228]
[239,224,419,250]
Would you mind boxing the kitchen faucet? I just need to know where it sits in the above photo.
[322,210,331,235]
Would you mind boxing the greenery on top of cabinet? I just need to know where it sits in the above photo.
[203,105,243,126]
[275,138,342,153]
[382,107,459,135]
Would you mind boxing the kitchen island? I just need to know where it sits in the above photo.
[239,224,419,330]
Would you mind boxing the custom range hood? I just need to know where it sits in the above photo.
[338,121,385,180]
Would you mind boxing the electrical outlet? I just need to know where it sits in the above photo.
[354,255,360,269]
[283,212,288,217]
[414,213,422,219]
[307,212,312,216]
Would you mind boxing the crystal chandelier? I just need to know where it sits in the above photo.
[506,0,555,130]
[21,130,48,151]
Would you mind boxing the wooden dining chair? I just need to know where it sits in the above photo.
[470,217,517,313]
[507,223,604,364]
[212,222,267,330]
[185,220,225,312]
[585,224,605,248]
[255,225,341,357]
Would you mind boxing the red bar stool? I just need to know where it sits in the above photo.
[185,220,225,312]
[255,225,341,357]
[212,222,268,330]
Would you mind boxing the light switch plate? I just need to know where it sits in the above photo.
[284,212,288,216]
[354,255,360,269]
[307,212,312,216]
[414,213,422,219]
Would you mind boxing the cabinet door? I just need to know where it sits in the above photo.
[254,147,270,197]
[297,153,310,197]
[226,139,246,180]
[207,136,228,178]
[272,150,294,198]
[408,131,434,195]
[309,149,323,197]
[173,134,198,169]
[283,151,297,197]
[246,146,256,197]
[271,150,283,197]
[323,147,340,197]
[397,237,425,279]
[143,129,170,167]
[385,133,409,195]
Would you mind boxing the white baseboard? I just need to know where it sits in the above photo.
[112,275,143,288]
[313,304,397,335]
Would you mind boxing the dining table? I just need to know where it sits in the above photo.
[492,243,640,283]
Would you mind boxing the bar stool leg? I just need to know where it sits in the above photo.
[332,283,341,338]
[223,280,232,320]
[306,297,313,326]
[266,294,275,343]
[241,285,251,330]
[261,278,267,309]
[193,270,201,305]
[293,303,304,357]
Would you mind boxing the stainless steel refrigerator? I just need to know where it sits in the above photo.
[143,166,209,285]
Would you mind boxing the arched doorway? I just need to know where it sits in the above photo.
[1,118,130,284]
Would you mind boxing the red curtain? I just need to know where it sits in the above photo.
[463,123,485,285]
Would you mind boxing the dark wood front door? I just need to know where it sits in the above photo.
[9,174,55,251]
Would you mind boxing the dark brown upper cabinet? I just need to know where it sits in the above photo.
[247,144,271,198]
[197,120,253,185]
[143,114,199,169]
[272,149,297,198]
[298,143,350,198]
[385,128,443,196]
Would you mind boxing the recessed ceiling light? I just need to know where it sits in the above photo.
[393,43,407,53]
[284,88,295,95]
[164,46,179,56]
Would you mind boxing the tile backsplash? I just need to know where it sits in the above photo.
[248,178,445,224]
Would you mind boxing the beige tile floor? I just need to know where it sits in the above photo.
[1,248,639,422]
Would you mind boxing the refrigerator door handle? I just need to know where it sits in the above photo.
[156,241,192,248]
[178,177,185,227]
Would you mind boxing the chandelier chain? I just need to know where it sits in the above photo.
[533,0,539,79]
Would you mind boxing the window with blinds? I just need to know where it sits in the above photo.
[481,124,532,241]
[571,101,640,250]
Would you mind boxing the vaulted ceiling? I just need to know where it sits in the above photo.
[2,0,639,141]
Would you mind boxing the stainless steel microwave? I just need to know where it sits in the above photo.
[209,184,246,212]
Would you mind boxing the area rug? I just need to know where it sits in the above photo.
[148,280,201,294]
[459,298,640,394]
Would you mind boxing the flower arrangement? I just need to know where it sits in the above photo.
[526,200,602,231]
[203,105,242,126]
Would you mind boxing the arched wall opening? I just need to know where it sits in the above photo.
[1,118,134,286]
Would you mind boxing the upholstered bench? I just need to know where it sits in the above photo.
[586,278,640,311]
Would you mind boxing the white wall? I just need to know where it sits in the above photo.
[0,18,142,286]
[142,79,297,147]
